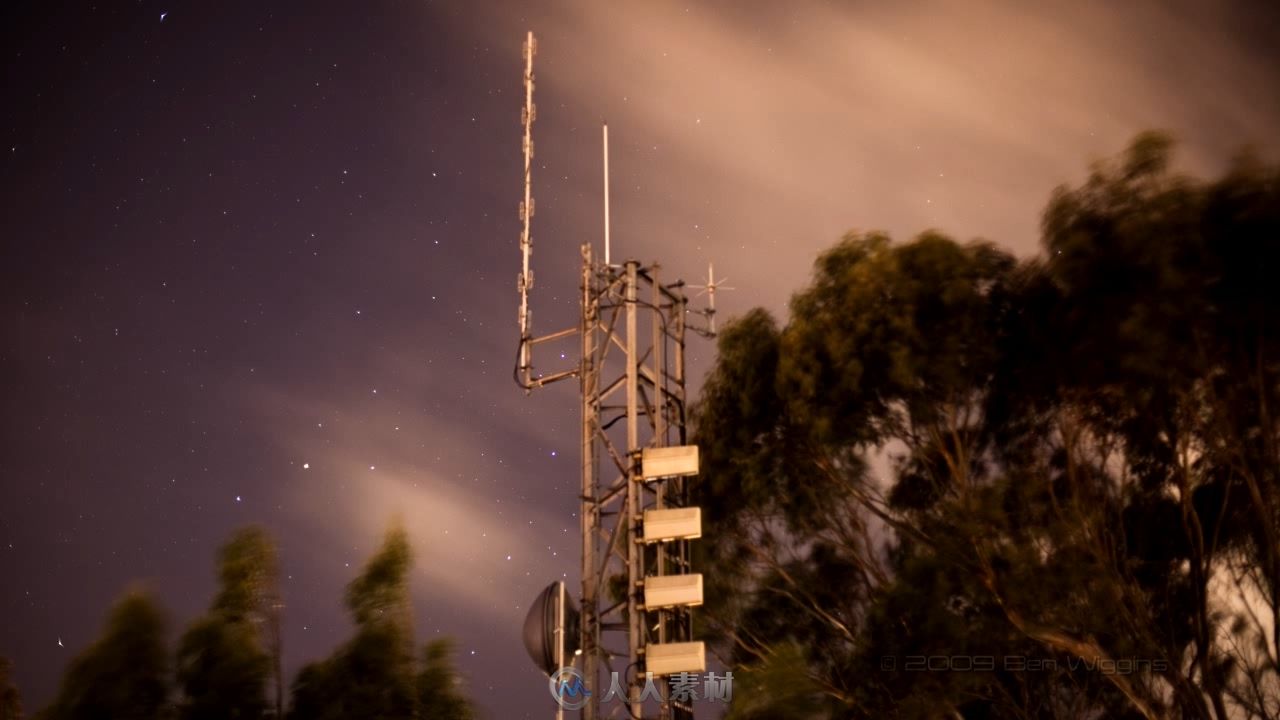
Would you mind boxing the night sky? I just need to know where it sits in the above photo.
[3,1,1279,717]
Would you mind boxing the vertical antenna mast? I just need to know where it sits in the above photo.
[516,31,537,388]
[602,123,611,266]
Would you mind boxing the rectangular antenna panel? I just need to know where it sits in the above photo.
[641,446,700,480]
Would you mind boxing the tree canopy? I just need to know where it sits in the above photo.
[39,591,170,720]
[287,521,418,720]
[176,526,280,720]
[287,521,476,720]
[693,133,1280,719]
[33,523,477,720]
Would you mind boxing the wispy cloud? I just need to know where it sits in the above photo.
[453,0,1280,320]
[236,357,574,620]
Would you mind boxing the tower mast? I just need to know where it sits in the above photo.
[515,32,715,720]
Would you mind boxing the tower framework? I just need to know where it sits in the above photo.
[515,31,708,720]
[580,250,698,720]
[522,219,704,720]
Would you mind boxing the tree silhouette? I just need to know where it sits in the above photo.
[175,526,279,720]
[40,590,169,720]
[28,526,479,720]
[693,133,1280,718]
[288,521,417,720]
[416,638,476,720]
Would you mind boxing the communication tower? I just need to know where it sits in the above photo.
[514,31,719,720]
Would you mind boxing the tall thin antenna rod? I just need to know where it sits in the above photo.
[602,122,611,266]
[516,31,537,386]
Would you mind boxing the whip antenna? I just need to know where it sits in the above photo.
[603,123,611,266]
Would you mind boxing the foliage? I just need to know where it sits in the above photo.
[0,657,22,720]
[40,591,170,720]
[175,526,279,720]
[416,638,476,720]
[693,133,1280,719]
[212,526,281,624]
[32,523,478,720]
[176,617,270,720]
[723,642,828,720]
[287,521,422,720]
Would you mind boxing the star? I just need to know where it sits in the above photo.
[57,638,63,647]
[235,495,242,502]
[160,12,167,22]
[302,462,310,469]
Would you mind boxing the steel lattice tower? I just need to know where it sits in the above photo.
[515,32,715,720]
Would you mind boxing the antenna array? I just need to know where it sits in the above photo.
[513,32,723,720]
[516,31,537,388]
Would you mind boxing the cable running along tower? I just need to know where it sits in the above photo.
[514,32,721,720]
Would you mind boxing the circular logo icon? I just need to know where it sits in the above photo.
[549,666,591,710]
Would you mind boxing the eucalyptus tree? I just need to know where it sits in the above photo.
[693,133,1280,719]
